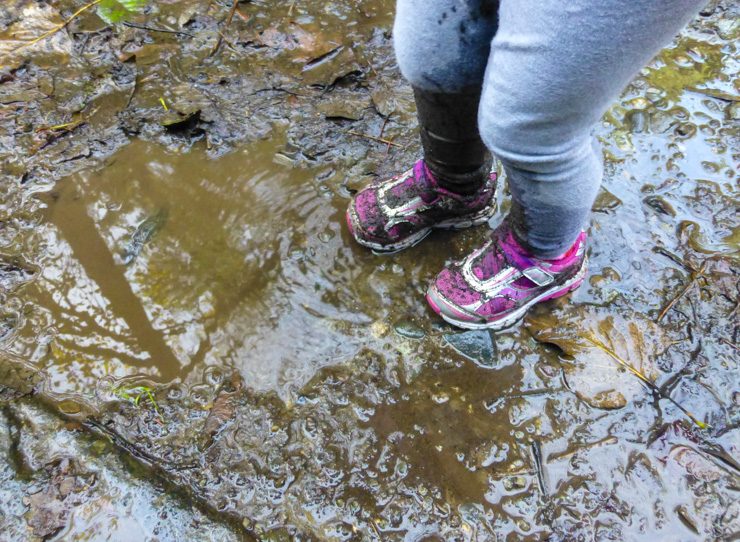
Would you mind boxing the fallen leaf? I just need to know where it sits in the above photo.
[526,306,666,409]
[0,4,73,69]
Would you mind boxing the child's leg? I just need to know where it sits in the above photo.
[394,0,498,93]
[426,0,705,329]
[393,0,499,189]
[345,1,500,254]
[478,0,705,258]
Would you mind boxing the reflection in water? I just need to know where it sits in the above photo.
[13,138,332,392]
[44,186,181,380]
[11,136,466,396]
[0,1,737,536]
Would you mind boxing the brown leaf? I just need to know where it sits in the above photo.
[0,4,73,69]
[526,306,667,409]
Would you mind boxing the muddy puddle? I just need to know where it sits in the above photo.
[9,135,493,400]
[1,0,738,539]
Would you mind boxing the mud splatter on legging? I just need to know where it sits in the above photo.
[394,0,705,257]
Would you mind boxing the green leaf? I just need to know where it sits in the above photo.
[97,0,147,25]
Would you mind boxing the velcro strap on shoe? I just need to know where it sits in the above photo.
[522,267,554,287]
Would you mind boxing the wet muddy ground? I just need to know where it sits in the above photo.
[1,0,738,540]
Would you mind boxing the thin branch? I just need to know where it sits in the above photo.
[378,115,389,139]
[36,120,84,133]
[657,260,708,323]
[122,21,194,37]
[225,0,240,25]
[652,246,698,273]
[209,0,243,57]
[347,130,401,147]
[234,9,250,22]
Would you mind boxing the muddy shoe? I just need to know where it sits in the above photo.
[426,222,587,330]
[346,159,497,254]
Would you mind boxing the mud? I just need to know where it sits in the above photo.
[1,0,738,540]
[0,397,240,541]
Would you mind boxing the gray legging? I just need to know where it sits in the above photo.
[394,0,705,257]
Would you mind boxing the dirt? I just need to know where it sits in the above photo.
[0,397,240,541]
[0,0,738,540]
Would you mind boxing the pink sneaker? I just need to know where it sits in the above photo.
[427,222,588,330]
[346,159,497,254]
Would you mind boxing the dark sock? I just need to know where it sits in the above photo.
[427,155,492,195]
[413,87,492,196]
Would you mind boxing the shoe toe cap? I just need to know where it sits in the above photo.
[426,280,481,324]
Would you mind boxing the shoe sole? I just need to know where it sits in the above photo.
[346,203,497,256]
[426,258,588,331]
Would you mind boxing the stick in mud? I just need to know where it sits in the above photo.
[547,436,619,462]
[122,21,194,37]
[210,0,247,56]
[531,440,548,497]
[347,130,401,147]
[652,246,698,273]
[656,260,708,323]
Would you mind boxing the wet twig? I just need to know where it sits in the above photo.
[657,260,708,323]
[378,116,389,139]
[699,442,740,475]
[35,120,85,133]
[85,419,197,470]
[246,86,307,98]
[653,246,698,273]
[225,0,241,25]
[15,0,103,51]
[233,8,250,22]
[122,21,194,37]
[728,299,739,319]
[531,440,548,497]
[658,342,704,398]
[686,87,740,103]
[548,436,618,462]
[378,115,395,157]
[347,130,401,147]
[369,519,383,539]
[210,0,247,56]
[215,30,239,53]
[365,60,379,78]
[30,119,88,154]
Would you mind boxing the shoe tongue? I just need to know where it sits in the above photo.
[415,163,441,204]
[472,246,507,280]
[472,229,534,281]
[386,161,432,202]
[498,230,535,269]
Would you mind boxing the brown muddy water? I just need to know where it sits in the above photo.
[15,135,475,397]
[0,0,738,540]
